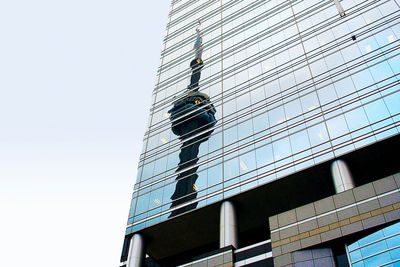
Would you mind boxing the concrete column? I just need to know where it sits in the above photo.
[127,234,145,267]
[220,201,238,249]
[331,160,355,193]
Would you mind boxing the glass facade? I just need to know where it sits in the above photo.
[347,222,400,266]
[125,0,400,234]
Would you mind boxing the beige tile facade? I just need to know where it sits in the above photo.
[269,175,400,267]
[179,249,233,267]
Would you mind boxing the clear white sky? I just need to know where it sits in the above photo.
[0,1,170,266]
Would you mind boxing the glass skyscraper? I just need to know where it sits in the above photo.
[120,0,400,266]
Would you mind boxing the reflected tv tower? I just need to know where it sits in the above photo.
[168,23,217,217]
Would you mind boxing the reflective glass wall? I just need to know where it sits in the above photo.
[347,222,400,266]
[125,0,400,234]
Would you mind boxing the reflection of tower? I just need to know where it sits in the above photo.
[168,26,217,217]
[188,27,204,90]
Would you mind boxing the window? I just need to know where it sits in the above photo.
[347,222,400,267]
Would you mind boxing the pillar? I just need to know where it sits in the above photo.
[331,160,355,193]
[220,201,238,249]
[127,234,145,267]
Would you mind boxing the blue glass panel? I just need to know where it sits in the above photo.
[307,123,329,146]
[255,143,273,168]
[353,261,364,267]
[273,137,291,161]
[285,99,303,121]
[208,132,222,154]
[364,99,390,124]
[269,106,286,127]
[387,55,400,74]
[360,240,387,258]
[128,197,137,217]
[239,150,256,174]
[351,69,376,91]
[300,92,320,112]
[364,251,391,267]
[224,125,238,146]
[252,112,270,134]
[318,84,338,106]
[369,61,395,83]
[162,182,174,206]
[135,193,150,215]
[166,150,180,171]
[350,249,362,262]
[384,223,400,236]
[236,92,251,111]
[290,129,311,154]
[326,115,349,139]
[237,119,254,140]
[146,216,161,227]
[358,230,385,247]
[154,156,168,175]
[389,247,400,261]
[386,235,400,248]
[206,192,223,205]
[207,163,222,187]
[344,107,370,132]
[383,87,400,116]
[223,157,239,181]
[142,161,155,180]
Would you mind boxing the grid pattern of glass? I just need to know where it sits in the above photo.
[125,0,400,234]
[347,222,400,266]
